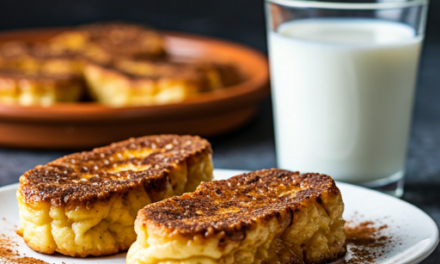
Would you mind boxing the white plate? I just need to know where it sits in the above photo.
[0,169,438,264]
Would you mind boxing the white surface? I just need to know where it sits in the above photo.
[269,19,422,183]
[0,169,438,264]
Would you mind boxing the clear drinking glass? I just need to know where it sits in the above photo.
[266,0,429,197]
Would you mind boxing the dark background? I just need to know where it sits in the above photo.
[0,0,439,47]
[0,0,439,263]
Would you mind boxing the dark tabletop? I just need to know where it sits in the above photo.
[0,0,439,262]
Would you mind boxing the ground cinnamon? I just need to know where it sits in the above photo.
[0,228,49,264]
[342,216,394,263]
[0,235,20,259]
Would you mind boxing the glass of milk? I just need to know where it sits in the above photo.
[267,0,429,197]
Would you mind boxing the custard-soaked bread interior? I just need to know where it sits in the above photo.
[17,135,213,257]
[127,169,346,264]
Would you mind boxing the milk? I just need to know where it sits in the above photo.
[269,19,422,183]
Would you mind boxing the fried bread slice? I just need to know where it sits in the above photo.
[17,135,213,257]
[0,42,85,105]
[127,169,346,264]
[83,59,241,106]
[0,70,84,105]
[49,22,166,64]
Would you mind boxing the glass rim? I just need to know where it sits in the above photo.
[267,0,428,10]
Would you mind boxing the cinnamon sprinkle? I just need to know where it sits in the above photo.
[0,232,49,264]
[342,218,394,263]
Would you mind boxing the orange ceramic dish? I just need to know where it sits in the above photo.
[0,28,269,149]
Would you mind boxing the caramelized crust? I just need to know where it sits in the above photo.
[140,169,340,240]
[19,134,212,207]
[49,22,166,63]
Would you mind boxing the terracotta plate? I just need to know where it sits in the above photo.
[0,28,270,149]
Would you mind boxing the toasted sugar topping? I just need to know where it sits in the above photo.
[0,41,78,60]
[79,22,158,40]
[0,70,80,81]
[89,61,207,82]
[140,169,340,239]
[19,135,211,206]
[69,22,165,59]
[0,42,30,58]
[118,60,209,78]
